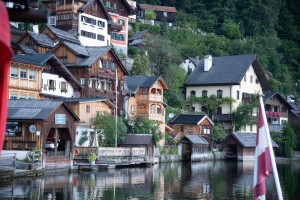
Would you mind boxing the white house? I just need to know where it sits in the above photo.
[180,56,200,73]
[185,54,270,133]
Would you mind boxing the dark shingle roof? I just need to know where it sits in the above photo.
[185,54,259,86]
[18,44,37,54]
[168,114,206,125]
[188,56,200,66]
[183,135,209,145]
[63,41,89,57]
[124,76,161,93]
[139,4,177,12]
[78,46,111,66]
[232,132,279,148]
[64,97,108,103]
[122,134,153,145]
[28,31,55,48]
[46,25,80,44]
[129,30,149,41]
[12,53,53,66]
[8,99,63,120]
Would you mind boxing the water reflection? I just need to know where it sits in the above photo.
[0,161,299,200]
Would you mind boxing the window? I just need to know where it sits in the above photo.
[29,69,35,80]
[250,75,253,83]
[102,60,107,69]
[48,79,56,90]
[60,81,67,89]
[19,94,26,99]
[202,90,207,97]
[282,107,287,113]
[86,105,90,113]
[163,11,167,17]
[49,16,56,26]
[250,124,253,132]
[59,56,68,64]
[97,34,104,41]
[180,126,184,132]
[10,93,17,99]
[106,81,111,91]
[189,126,193,134]
[130,105,135,113]
[141,88,148,94]
[244,75,246,82]
[28,96,35,99]
[236,90,239,100]
[217,90,223,98]
[111,62,115,71]
[10,66,18,78]
[98,20,105,28]
[204,128,210,134]
[118,19,125,26]
[80,78,85,86]
[20,68,27,79]
[150,105,155,114]
[190,90,196,97]
[111,33,124,41]
[201,106,207,113]
[157,106,161,114]
[217,107,222,114]
[81,30,96,39]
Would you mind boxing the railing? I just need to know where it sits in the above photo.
[56,4,78,12]
[149,95,163,102]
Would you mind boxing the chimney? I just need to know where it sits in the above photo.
[204,55,212,71]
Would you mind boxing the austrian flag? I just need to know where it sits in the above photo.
[253,96,283,200]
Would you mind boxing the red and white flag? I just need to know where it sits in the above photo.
[253,96,283,200]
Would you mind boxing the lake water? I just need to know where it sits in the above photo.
[0,161,299,200]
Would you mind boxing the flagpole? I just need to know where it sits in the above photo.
[115,69,118,148]
[258,95,283,200]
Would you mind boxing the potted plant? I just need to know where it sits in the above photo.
[87,153,97,165]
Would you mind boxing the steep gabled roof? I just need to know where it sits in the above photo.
[182,135,209,145]
[122,134,154,146]
[17,44,37,54]
[231,132,278,148]
[188,56,200,66]
[139,4,177,12]
[27,31,55,48]
[263,91,293,110]
[12,53,82,90]
[62,41,90,57]
[124,75,168,94]
[76,46,112,66]
[46,24,80,44]
[185,54,270,91]
[79,0,112,20]
[168,114,212,125]
[7,99,79,121]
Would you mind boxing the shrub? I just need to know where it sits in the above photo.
[87,153,97,162]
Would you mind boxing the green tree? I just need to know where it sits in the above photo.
[144,9,156,24]
[129,116,163,144]
[213,123,227,145]
[130,54,151,75]
[282,124,297,158]
[221,21,241,39]
[93,112,127,147]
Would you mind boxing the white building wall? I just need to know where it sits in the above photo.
[180,59,196,73]
[41,73,74,98]
[78,13,111,46]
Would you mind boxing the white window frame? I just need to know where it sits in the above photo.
[10,66,18,78]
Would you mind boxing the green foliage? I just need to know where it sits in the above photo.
[87,153,97,161]
[144,9,156,22]
[212,123,227,144]
[93,112,127,147]
[169,147,178,155]
[128,46,141,56]
[24,147,41,163]
[130,54,151,75]
[282,124,297,158]
[78,130,88,146]
[129,116,163,144]
[221,21,241,39]
[160,148,168,155]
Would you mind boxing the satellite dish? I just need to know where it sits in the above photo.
[73,91,81,98]
[122,89,128,96]
[168,113,175,119]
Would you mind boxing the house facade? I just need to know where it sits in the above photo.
[185,54,270,133]
[124,75,169,145]
[136,4,177,27]
[64,97,114,147]
[168,114,213,147]
[180,56,200,73]
[9,55,46,99]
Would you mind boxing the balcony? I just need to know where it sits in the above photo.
[266,111,280,117]
[149,94,163,102]
[149,113,164,122]
[56,4,78,12]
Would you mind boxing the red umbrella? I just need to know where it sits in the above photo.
[0,0,13,153]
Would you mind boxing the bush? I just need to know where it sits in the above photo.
[169,147,178,155]
[87,153,97,162]
[160,148,168,155]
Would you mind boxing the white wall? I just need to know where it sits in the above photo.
[78,13,110,46]
[41,73,74,98]
[180,58,196,73]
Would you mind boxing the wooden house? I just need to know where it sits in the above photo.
[185,54,270,133]
[136,4,177,27]
[288,102,300,150]
[120,134,155,161]
[180,135,210,161]
[64,97,115,146]
[10,24,26,53]
[124,75,169,146]
[168,114,214,147]
[50,41,129,112]
[16,31,56,54]
[9,55,47,99]
[4,99,79,170]
[222,132,278,161]
[40,24,81,44]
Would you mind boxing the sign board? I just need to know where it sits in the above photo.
[5,122,22,137]
[29,125,37,133]
[55,114,66,125]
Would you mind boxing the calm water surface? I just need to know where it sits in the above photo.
[0,161,299,200]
